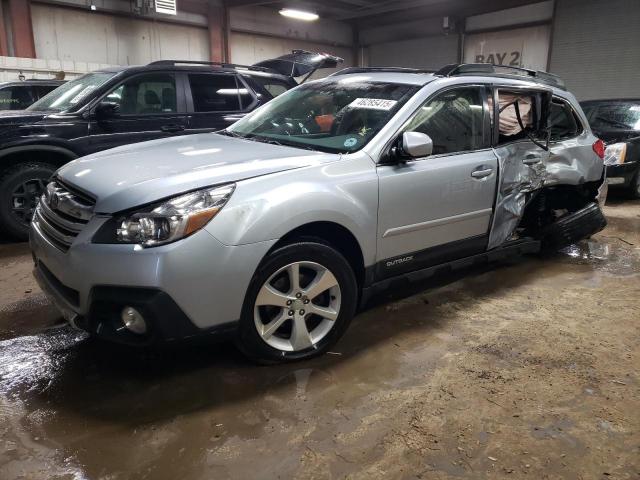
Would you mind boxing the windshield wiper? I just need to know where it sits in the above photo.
[217,129,245,138]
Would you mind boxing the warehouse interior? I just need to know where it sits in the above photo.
[0,0,638,99]
[0,1,639,479]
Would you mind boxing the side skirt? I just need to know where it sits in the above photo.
[359,238,541,309]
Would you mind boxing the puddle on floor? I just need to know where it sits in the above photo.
[558,238,640,276]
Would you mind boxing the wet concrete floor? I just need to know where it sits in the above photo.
[0,199,638,479]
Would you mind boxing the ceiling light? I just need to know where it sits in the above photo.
[279,8,319,21]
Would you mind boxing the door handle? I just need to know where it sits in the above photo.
[471,168,493,179]
[161,124,185,133]
[523,154,542,165]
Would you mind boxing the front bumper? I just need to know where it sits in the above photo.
[606,162,638,187]
[30,216,277,344]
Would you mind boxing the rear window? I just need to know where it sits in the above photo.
[582,102,640,131]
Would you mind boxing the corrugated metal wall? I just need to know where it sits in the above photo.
[368,35,459,70]
[549,0,640,100]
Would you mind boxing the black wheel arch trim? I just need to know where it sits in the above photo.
[0,144,80,163]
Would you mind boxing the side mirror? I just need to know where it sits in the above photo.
[401,131,433,158]
[95,101,120,119]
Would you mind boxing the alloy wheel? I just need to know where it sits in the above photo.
[11,178,47,225]
[254,261,342,352]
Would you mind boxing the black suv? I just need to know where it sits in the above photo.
[581,98,640,198]
[0,51,341,239]
[0,79,64,110]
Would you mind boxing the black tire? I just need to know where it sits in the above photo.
[0,162,56,240]
[236,241,358,364]
[626,169,640,199]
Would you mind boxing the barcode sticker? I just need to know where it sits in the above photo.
[69,86,97,104]
[348,98,397,110]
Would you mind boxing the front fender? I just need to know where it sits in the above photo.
[0,143,79,163]
[206,153,379,266]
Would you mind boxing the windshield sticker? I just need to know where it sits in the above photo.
[348,98,397,111]
[344,137,358,148]
[69,86,97,104]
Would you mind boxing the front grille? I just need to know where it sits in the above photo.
[33,180,95,252]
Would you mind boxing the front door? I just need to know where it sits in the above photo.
[376,86,497,279]
[88,72,188,153]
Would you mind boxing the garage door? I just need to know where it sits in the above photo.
[368,35,459,70]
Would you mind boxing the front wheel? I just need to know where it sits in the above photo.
[0,163,56,240]
[236,241,358,364]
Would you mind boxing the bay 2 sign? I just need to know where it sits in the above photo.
[463,25,551,71]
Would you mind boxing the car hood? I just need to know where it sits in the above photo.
[57,133,339,213]
[0,109,48,126]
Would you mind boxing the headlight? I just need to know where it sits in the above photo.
[94,184,235,247]
[603,142,627,166]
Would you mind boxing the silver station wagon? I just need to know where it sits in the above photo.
[30,63,607,363]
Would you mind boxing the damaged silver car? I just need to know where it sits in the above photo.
[30,63,607,363]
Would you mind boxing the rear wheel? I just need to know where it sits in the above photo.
[236,241,357,364]
[626,169,640,199]
[0,163,56,240]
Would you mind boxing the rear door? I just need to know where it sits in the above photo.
[376,85,497,279]
[88,72,188,153]
[184,73,256,133]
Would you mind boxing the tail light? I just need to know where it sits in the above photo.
[592,139,605,159]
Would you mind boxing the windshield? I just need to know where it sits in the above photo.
[27,72,116,112]
[583,102,640,131]
[227,80,419,153]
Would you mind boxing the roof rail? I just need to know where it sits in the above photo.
[330,66,435,76]
[434,63,566,90]
[147,59,275,73]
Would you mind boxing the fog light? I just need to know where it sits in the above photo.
[120,306,147,334]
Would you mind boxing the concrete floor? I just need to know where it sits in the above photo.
[0,198,638,480]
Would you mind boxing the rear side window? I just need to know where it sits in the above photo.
[404,87,489,155]
[253,77,290,98]
[0,85,36,110]
[188,74,244,112]
[242,75,292,102]
[548,98,582,141]
[34,85,58,99]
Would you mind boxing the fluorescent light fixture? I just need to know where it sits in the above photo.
[279,8,319,21]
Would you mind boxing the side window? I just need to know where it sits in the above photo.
[105,73,177,115]
[255,77,290,98]
[237,79,255,110]
[188,74,242,112]
[493,90,546,145]
[548,98,581,141]
[0,86,36,110]
[34,85,58,99]
[404,87,488,155]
